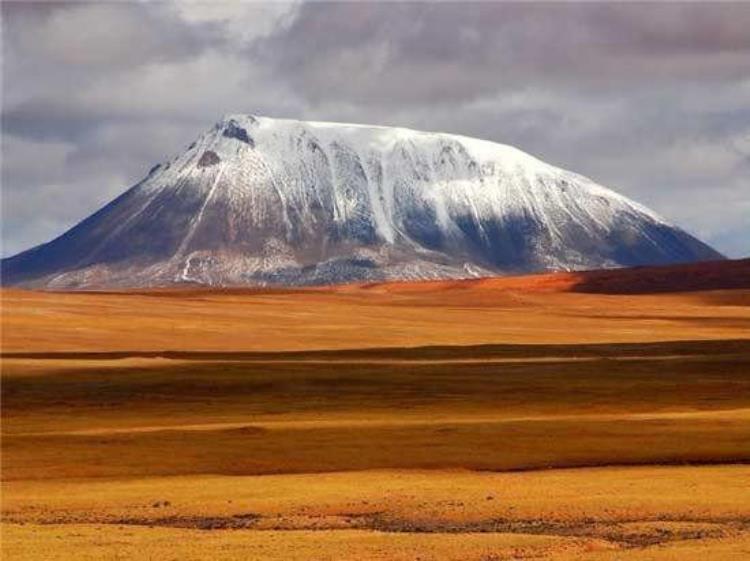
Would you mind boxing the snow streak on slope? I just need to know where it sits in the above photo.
[2,115,722,288]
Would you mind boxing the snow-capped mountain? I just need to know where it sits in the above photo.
[2,115,723,289]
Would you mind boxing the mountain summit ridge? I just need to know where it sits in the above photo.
[2,114,722,288]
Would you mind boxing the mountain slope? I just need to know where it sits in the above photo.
[357,258,749,295]
[2,115,722,288]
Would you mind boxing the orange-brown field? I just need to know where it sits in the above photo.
[2,264,750,560]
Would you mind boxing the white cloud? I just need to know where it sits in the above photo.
[175,1,299,44]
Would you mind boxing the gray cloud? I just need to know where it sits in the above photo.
[258,2,750,104]
[2,1,748,258]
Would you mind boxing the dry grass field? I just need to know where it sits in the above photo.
[2,262,750,559]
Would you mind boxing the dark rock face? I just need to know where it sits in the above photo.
[222,121,254,147]
[197,150,221,168]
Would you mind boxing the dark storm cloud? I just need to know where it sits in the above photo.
[2,1,221,70]
[2,1,748,258]
[258,2,750,104]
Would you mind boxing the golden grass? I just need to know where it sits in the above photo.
[6,524,749,561]
[0,525,611,561]
[2,284,749,559]
[3,467,750,560]
[2,286,749,352]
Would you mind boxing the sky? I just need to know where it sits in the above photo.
[2,1,748,258]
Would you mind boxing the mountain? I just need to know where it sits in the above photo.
[2,115,723,289]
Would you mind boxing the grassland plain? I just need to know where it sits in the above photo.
[2,272,750,559]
